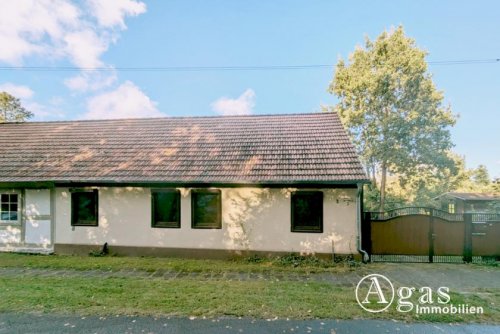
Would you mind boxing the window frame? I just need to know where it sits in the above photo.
[71,189,99,227]
[291,191,324,233]
[0,191,21,225]
[151,189,181,228]
[191,189,222,229]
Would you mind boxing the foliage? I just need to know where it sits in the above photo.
[0,92,33,122]
[448,162,499,200]
[363,182,406,211]
[493,178,500,192]
[0,253,352,274]
[273,253,332,268]
[363,154,499,209]
[329,26,457,210]
[471,165,491,188]
[387,153,471,207]
[244,254,265,263]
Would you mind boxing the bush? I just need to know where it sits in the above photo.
[244,254,265,263]
[88,242,110,257]
[273,253,332,268]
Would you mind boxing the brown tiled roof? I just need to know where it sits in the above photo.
[0,112,368,185]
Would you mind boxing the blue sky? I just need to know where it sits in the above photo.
[0,1,499,178]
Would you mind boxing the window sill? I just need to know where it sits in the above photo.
[291,229,323,233]
[152,225,181,229]
[191,226,222,230]
[0,222,21,227]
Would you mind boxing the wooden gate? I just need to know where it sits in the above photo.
[362,208,500,263]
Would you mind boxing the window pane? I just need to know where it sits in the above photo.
[0,193,19,223]
[10,194,18,203]
[192,191,221,228]
[292,192,323,232]
[152,191,180,228]
[72,191,98,226]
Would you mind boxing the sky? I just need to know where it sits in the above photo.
[0,0,499,178]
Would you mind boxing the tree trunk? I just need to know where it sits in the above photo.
[380,160,387,211]
[371,164,377,187]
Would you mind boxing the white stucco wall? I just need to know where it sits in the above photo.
[25,189,52,246]
[0,227,21,244]
[54,187,359,254]
[0,188,53,251]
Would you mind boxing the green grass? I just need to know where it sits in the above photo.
[0,276,497,322]
[0,253,498,322]
[0,253,357,274]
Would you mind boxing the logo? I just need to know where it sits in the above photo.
[355,274,395,313]
[355,273,484,315]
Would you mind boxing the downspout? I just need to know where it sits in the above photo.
[356,183,369,263]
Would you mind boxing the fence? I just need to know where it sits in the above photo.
[362,207,500,263]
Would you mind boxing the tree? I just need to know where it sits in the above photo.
[388,152,468,206]
[492,178,500,193]
[452,163,493,193]
[471,164,490,187]
[329,26,457,210]
[0,92,33,123]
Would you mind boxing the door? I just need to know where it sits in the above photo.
[24,189,52,247]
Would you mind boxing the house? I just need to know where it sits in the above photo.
[0,112,369,258]
[435,192,500,214]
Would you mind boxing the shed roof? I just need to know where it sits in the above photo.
[0,112,368,186]
[436,192,500,201]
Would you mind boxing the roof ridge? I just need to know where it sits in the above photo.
[0,111,338,125]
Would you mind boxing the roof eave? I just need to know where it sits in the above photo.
[0,179,370,189]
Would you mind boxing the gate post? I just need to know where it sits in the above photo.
[429,214,434,263]
[463,213,473,263]
[361,212,372,255]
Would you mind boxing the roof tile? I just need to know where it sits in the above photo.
[0,112,368,185]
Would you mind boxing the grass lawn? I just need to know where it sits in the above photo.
[0,276,497,323]
[0,253,498,323]
[0,252,357,274]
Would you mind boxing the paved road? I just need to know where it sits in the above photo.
[0,314,498,334]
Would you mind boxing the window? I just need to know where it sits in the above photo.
[0,193,19,224]
[71,190,98,226]
[191,189,221,229]
[291,191,323,233]
[448,202,455,214]
[151,189,181,228]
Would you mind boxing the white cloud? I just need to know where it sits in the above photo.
[0,0,146,92]
[84,81,163,119]
[64,70,118,92]
[49,96,65,106]
[211,89,256,116]
[63,29,108,68]
[25,101,66,119]
[0,83,34,99]
[0,1,80,64]
[87,0,146,29]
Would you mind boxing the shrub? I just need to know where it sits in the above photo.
[273,253,332,268]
